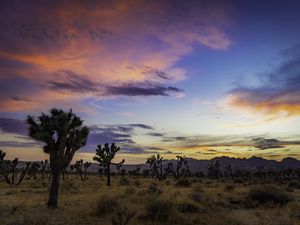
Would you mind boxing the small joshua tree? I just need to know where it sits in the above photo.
[0,150,31,185]
[93,143,125,186]
[207,160,221,179]
[30,162,40,180]
[27,108,89,208]
[73,159,91,181]
[165,156,190,179]
[83,161,91,181]
[146,154,164,180]
[40,160,48,180]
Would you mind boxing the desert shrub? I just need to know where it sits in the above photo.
[147,183,163,194]
[111,206,136,225]
[289,201,300,219]
[191,178,198,183]
[233,178,244,183]
[95,196,120,217]
[23,214,50,225]
[60,181,78,193]
[176,179,191,187]
[124,186,136,196]
[247,185,292,206]
[144,198,173,222]
[119,177,130,186]
[134,179,141,187]
[192,185,205,193]
[177,203,200,213]
[288,180,300,189]
[189,192,206,203]
[224,185,235,192]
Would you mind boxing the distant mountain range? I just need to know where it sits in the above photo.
[87,156,300,173]
[16,156,300,173]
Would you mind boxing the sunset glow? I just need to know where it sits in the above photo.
[1,0,300,163]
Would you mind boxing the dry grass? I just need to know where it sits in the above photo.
[0,176,299,225]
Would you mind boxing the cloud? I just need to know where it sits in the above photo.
[227,44,300,121]
[46,70,99,93]
[0,0,232,112]
[104,82,184,97]
[46,70,184,97]
[0,117,28,135]
[82,123,155,152]
[128,124,154,130]
[146,132,165,137]
[161,134,300,151]
[0,140,40,148]
[0,117,157,154]
[252,138,284,150]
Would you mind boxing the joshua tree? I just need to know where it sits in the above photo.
[224,164,233,178]
[0,150,31,185]
[146,154,164,180]
[73,159,91,181]
[74,159,84,181]
[128,166,140,178]
[40,160,48,180]
[30,162,40,180]
[93,143,125,186]
[83,162,91,180]
[27,108,89,208]
[165,156,190,179]
[207,160,221,179]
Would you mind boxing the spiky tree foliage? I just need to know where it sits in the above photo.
[146,154,164,180]
[26,108,89,208]
[93,143,125,186]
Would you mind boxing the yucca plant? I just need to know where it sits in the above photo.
[93,143,124,186]
[27,108,89,208]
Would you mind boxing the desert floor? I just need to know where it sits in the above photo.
[0,175,300,225]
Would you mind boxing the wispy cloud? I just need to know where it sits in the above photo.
[0,0,232,112]
[227,44,300,122]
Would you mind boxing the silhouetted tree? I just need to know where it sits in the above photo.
[165,156,190,179]
[30,162,40,180]
[146,154,164,180]
[40,159,48,180]
[224,164,233,178]
[74,159,84,181]
[128,166,140,178]
[0,150,31,185]
[93,143,125,186]
[83,162,91,181]
[27,108,89,208]
[207,160,221,179]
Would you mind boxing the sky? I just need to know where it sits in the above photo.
[0,0,300,164]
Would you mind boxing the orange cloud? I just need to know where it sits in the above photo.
[0,0,233,112]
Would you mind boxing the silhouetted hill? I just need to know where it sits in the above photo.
[16,156,300,173]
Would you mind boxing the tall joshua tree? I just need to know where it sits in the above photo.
[27,108,89,208]
[93,143,124,186]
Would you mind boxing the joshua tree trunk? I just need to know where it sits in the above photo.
[48,170,60,208]
[107,164,111,186]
